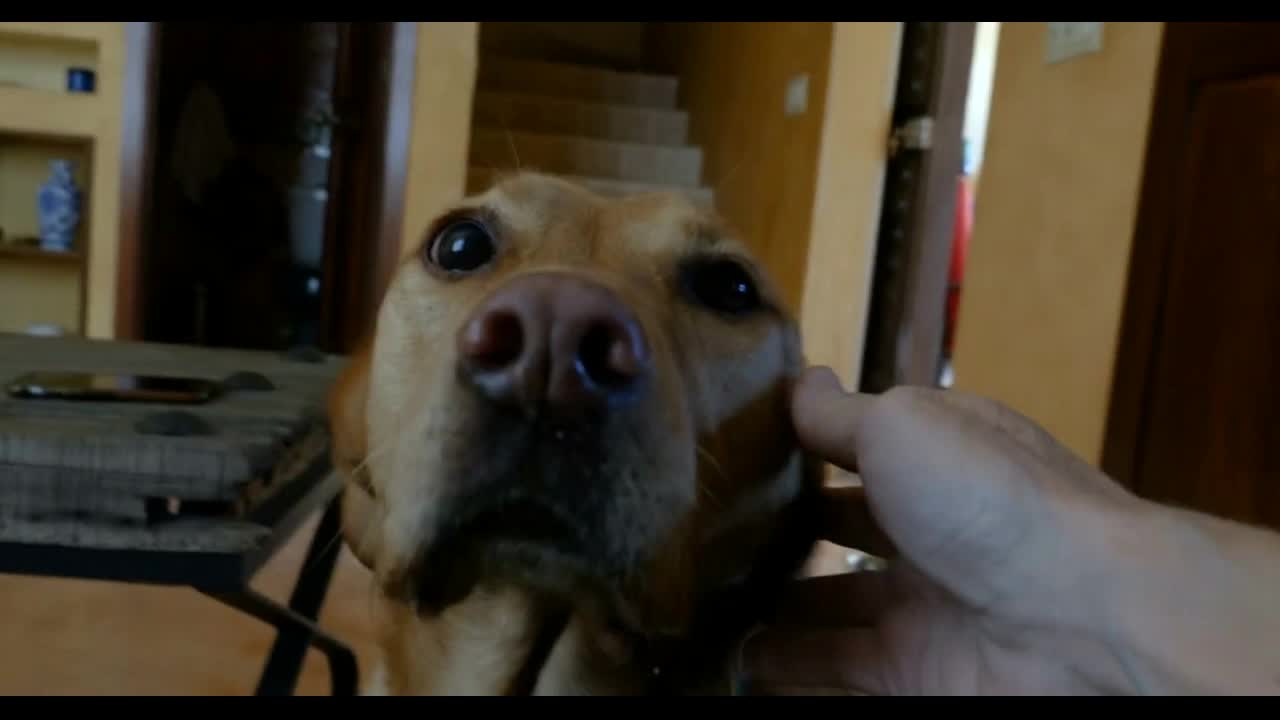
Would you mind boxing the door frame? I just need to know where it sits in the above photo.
[318,22,419,353]
[858,21,975,393]
[114,22,160,340]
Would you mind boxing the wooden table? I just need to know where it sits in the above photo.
[0,334,358,695]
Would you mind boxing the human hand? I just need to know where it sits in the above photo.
[737,367,1155,695]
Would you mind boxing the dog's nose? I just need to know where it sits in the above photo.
[457,273,650,418]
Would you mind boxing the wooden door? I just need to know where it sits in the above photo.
[1104,23,1280,530]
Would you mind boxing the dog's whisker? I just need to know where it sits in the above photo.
[697,482,723,509]
[695,444,727,509]
[712,153,747,198]
[367,578,380,626]
[682,307,721,433]
[504,113,522,172]
[710,102,788,199]
[297,526,349,580]
[302,404,440,587]
[347,403,424,485]
[696,444,727,481]
[619,413,651,510]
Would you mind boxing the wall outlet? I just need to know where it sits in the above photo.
[1045,22,1104,64]
[784,73,809,116]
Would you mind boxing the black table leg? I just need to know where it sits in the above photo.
[260,493,347,695]
[201,494,358,695]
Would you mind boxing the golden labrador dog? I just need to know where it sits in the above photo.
[327,171,823,695]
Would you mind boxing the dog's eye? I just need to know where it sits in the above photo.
[682,258,762,316]
[427,220,496,274]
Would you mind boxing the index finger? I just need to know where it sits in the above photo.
[791,366,873,474]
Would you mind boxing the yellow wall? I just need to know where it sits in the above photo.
[951,22,1165,463]
[0,262,81,332]
[399,22,478,257]
[799,22,902,387]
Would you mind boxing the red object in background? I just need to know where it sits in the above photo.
[943,174,973,357]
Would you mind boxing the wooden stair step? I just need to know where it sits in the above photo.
[467,167,715,208]
[469,129,703,187]
[472,90,690,146]
[476,55,680,109]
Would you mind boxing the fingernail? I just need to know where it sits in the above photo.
[805,366,845,394]
[731,625,766,696]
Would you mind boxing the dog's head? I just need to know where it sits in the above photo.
[330,172,821,694]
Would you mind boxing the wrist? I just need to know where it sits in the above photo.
[1092,498,1280,694]
[1020,493,1168,693]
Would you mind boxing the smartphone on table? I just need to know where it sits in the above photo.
[5,371,220,404]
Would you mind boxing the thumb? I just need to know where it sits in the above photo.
[791,366,873,473]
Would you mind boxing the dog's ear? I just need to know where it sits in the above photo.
[327,334,380,570]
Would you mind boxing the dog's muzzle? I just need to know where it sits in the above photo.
[406,272,676,615]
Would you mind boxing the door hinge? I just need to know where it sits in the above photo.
[888,116,934,157]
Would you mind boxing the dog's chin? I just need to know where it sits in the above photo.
[401,396,694,631]
[411,497,623,619]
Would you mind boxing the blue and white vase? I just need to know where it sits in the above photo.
[37,160,82,253]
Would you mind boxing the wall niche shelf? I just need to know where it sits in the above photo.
[0,243,84,265]
[0,22,119,338]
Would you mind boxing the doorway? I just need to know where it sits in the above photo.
[126,22,412,354]
[939,22,999,389]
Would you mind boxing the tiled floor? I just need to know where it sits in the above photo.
[0,511,382,695]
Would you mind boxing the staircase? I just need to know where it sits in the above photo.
[467,55,715,209]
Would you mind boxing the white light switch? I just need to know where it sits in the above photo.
[1045,22,1104,64]
[784,73,809,116]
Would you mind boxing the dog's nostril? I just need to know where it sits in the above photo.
[576,322,640,390]
[462,310,524,370]
[458,273,651,415]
